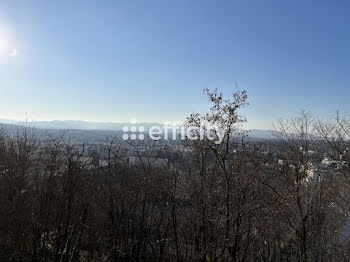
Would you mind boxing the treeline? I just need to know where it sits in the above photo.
[1,90,350,261]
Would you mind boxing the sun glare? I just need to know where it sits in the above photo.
[9,48,18,56]
[0,27,18,58]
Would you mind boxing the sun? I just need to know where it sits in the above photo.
[0,28,18,58]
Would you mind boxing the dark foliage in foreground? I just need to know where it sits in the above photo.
[1,90,350,261]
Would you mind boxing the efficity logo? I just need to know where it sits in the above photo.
[122,119,226,144]
[122,119,145,141]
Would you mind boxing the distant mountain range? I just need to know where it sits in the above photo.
[0,119,275,139]
[0,119,160,131]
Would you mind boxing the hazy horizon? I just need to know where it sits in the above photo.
[0,117,275,132]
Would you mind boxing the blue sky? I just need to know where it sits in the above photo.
[0,0,349,129]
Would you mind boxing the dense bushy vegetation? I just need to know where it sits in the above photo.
[1,90,350,261]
